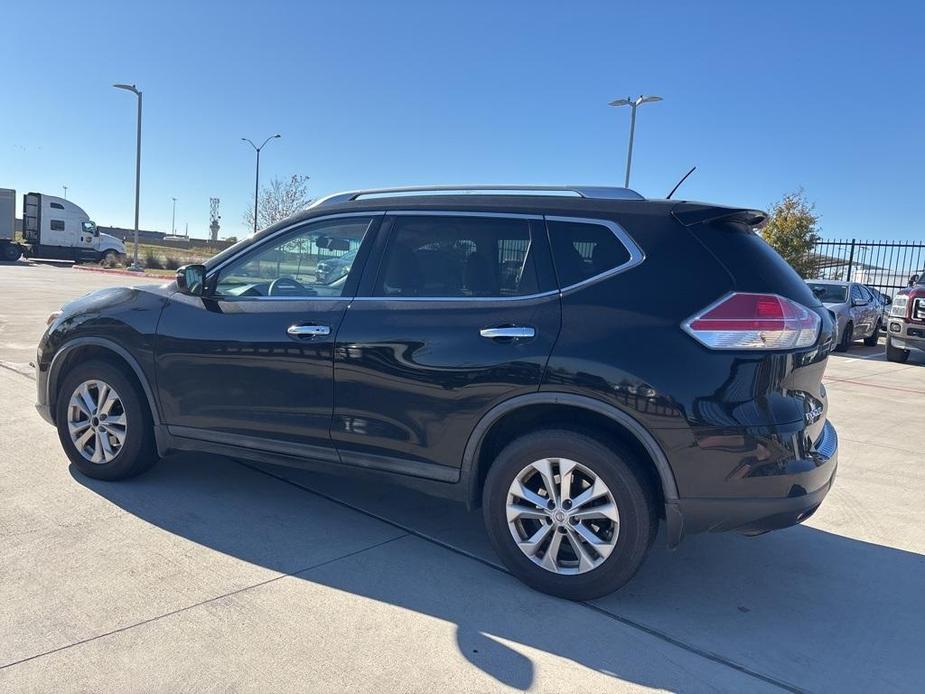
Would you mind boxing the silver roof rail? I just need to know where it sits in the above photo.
[308,184,645,208]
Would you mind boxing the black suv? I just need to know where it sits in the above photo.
[36,185,838,599]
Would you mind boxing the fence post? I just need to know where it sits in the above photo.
[846,238,856,282]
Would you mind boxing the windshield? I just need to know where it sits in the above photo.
[807,283,848,303]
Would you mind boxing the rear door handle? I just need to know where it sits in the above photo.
[287,324,331,337]
[479,326,535,339]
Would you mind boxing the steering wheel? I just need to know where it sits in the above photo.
[268,276,307,297]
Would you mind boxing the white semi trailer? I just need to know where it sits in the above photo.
[0,189,125,263]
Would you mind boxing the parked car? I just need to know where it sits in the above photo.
[886,272,925,362]
[36,184,838,600]
[315,248,357,285]
[806,279,881,350]
[865,286,892,333]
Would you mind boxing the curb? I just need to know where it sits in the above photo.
[71,265,175,279]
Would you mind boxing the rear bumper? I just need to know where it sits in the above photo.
[666,420,838,546]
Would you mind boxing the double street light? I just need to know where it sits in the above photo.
[609,95,662,188]
[113,83,143,271]
[242,134,281,234]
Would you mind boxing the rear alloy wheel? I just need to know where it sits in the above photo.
[56,360,158,480]
[886,335,910,363]
[506,458,620,575]
[864,321,880,346]
[483,430,655,600]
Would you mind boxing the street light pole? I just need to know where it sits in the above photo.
[242,134,281,234]
[608,95,662,188]
[63,185,68,200]
[171,197,177,235]
[114,83,143,271]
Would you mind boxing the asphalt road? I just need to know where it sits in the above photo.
[1,261,923,693]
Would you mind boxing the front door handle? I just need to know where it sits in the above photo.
[479,326,536,340]
[287,323,331,337]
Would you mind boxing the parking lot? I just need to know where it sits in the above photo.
[1,261,923,692]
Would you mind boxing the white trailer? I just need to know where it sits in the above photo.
[0,189,125,263]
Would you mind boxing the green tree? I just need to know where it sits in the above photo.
[761,189,821,278]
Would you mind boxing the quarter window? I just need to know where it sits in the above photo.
[214,217,374,298]
[50,220,65,231]
[547,220,631,287]
[374,215,539,298]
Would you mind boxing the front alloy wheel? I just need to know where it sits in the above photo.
[506,458,619,575]
[56,360,158,480]
[67,379,128,463]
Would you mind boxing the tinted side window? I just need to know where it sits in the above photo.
[375,215,539,297]
[50,220,65,231]
[850,284,864,302]
[50,202,64,209]
[547,220,631,288]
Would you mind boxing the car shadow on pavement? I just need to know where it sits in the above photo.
[71,453,925,692]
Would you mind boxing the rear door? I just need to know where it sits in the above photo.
[331,211,561,480]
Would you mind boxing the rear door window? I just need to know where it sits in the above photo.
[546,219,633,288]
[374,215,542,298]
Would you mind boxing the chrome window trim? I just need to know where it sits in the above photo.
[205,211,384,301]
[546,215,645,295]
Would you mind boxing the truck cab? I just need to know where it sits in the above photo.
[0,189,125,263]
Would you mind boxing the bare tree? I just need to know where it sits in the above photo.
[243,174,312,232]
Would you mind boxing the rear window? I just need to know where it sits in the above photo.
[547,220,631,288]
[807,283,848,303]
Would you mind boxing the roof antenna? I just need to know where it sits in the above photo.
[666,166,696,200]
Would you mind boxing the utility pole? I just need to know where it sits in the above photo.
[608,95,662,188]
[171,197,177,235]
[113,83,144,271]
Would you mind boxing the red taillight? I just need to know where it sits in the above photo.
[683,293,821,350]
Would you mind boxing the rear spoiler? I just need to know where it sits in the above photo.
[671,203,768,230]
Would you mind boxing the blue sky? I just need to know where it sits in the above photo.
[2,0,923,239]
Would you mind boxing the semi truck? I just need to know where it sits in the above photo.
[0,189,126,263]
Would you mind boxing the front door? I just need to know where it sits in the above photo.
[332,212,561,480]
[155,214,380,460]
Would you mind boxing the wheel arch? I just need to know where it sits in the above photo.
[48,337,160,426]
[461,392,679,510]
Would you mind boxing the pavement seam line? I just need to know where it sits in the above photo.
[237,461,805,693]
[0,533,408,672]
[0,361,35,380]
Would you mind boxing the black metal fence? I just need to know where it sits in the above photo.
[808,239,925,296]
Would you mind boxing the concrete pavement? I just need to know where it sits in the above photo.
[1,260,924,692]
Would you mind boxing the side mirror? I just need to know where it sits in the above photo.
[176,264,206,296]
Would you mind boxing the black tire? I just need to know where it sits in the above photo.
[2,243,21,262]
[101,250,119,265]
[864,321,880,346]
[886,335,910,363]
[56,360,158,480]
[834,322,853,352]
[482,429,656,601]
